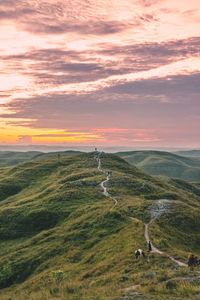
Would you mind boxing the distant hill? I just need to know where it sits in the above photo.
[0,151,41,167]
[175,150,200,158]
[0,150,82,168]
[116,150,200,181]
[0,152,199,299]
[34,150,83,160]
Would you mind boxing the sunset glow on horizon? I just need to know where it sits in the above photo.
[0,0,200,148]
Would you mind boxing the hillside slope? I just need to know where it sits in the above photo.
[0,151,41,167]
[175,150,200,158]
[0,152,200,300]
[116,150,200,181]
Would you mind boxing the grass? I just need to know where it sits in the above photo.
[116,150,200,181]
[0,151,199,299]
[0,151,41,167]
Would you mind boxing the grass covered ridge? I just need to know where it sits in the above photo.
[0,152,199,299]
[116,150,200,182]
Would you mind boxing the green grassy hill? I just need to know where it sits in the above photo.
[0,152,199,300]
[0,151,42,167]
[116,150,200,182]
[0,150,82,168]
[175,150,200,158]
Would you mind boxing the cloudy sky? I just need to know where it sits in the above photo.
[0,0,200,148]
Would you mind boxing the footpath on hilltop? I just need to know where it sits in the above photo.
[0,151,199,300]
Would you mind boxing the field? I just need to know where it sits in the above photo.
[0,152,199,299]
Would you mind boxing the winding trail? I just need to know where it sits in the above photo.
[95,152,187,267]
[96,152,118,208]
[145,221,187,267]
[144,200,187,267]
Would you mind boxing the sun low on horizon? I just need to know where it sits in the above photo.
[0,0,200,148]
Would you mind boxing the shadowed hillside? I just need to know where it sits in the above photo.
[0,152,199,300]
[116,150,200,182]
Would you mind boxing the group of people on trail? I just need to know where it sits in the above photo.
[135,243,199,269]
[135,241,152,259]
[188,254,200,267]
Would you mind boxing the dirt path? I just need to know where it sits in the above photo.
[96,152,118,207]
[95,152,187,267]
[145,200,187,267]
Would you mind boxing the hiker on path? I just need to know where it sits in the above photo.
[188,254,196,268]
[148,241,152,252]
[194,256,200,266]
[135,249,145,259]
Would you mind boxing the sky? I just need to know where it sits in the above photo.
[0,0,200,148]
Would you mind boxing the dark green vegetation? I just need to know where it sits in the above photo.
[0,152,199,299]
[116,150,200,181]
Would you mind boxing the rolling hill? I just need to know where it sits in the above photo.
[0,152,199,300]
[0,151,41,167]
[174,150,200,158]
[116,151,200,182]
[0,150,82,168]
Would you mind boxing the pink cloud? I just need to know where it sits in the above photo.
[0,1,199,147]
[91,128,161,144]
[17,135,33,144]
